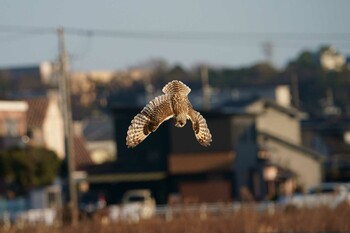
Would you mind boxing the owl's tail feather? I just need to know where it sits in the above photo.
[126,113,150,148]
[162,80,191,96]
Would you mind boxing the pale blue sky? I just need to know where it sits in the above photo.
[0,0,350,71]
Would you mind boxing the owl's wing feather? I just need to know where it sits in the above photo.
[162,80,191,95]
[187,107,212,146]
[126,95,173,148]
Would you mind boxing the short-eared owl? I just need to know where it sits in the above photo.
[126,80,212,148]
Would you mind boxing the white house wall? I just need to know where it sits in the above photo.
[43,100,64,159]
[265,139,322,191]
[85,140,116,164]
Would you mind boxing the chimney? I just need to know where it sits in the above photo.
[275,85,291,107]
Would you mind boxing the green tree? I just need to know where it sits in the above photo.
[284,48,350,116]
[0,146,61,194]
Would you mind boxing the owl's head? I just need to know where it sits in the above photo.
[174,114,187,128]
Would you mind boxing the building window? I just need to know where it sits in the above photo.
[5,118,19,136]
[46,187,61,208]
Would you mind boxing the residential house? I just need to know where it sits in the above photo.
[302,117,350,182]
[25,92,93,168]
[0,100,65,212]
[82,116,116,164]
[168,110,237,203]
[245,99,324,193]
[318,46,346,71]
[0,62,55,99]
[80,83,324,204]
[25,92,64,159]
[85,98,324,204]
[70,69,153,120]
[188,83,293,111]
[84,96,325,204]
[0,100,28,148]
[73,137,93,173]
[84,107,169,204]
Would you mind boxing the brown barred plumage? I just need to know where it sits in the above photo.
[126,80,212,148]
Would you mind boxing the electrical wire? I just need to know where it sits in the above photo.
[1,25,350,43]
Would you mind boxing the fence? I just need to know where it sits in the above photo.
[0,193,349,228]
[107,201,280,223]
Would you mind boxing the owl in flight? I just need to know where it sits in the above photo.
[126,80,212,148]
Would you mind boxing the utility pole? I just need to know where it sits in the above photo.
[57,28,78,225]
[201,65,211,110]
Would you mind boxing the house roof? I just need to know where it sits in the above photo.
[74,136,94,170]
[26,98,49,127]
[247,98,308,119]
[259,131,325,161]
[83,116,114,141]
[213,96,260,114]
[302,117,350,155]
[302,117,350,131]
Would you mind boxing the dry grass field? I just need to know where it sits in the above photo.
[2,203,350,233]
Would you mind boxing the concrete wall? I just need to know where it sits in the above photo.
[249,103,301,145]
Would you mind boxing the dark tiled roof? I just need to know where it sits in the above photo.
[83,116,114,141]
[302,117,350,131]
[257,98,305,118]
[26,98,49,127]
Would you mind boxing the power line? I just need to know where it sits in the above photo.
[0,32,50,43]
[0,25,56,34]
[1,25,350,42]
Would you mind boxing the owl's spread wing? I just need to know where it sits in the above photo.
[126,95,173,148]
[187,107,212,146]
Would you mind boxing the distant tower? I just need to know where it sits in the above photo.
[262,41,274,65]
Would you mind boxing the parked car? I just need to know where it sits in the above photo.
[109,189,156,222]
[282,183,350,208]
[307,182,350,194]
